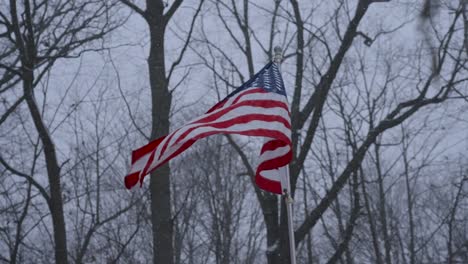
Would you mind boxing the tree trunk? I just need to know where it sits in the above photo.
[374,143,392,264]
[277,200,292,264]
[264,195,280,264]
[402,135,416,264]
[147,2,174,263]
[360,169,383,264]
[22,67,69,264]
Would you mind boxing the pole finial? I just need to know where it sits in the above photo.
[273,46,283,64]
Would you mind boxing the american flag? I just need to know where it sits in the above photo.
[125,62,292,194]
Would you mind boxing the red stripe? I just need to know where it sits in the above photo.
[158,99,289,160]
[141,148,157,176]
[167,100,289,153]
[131,104,289,183]
[129,140,292,191]
[206,100,227,114]
[169,129,290,161]
[205,88,266,114]
[158,92,281,159]
[260,139,289,154]
[255,174,282,194]
[131,136,166,163]
[256,151,292,172]
[140,129,291,183]
[255,149,292,194]
[158,104,291,159]
[139,139,197,186]
[173,114,291,146]
[125,172,140,189]
[126,86,293,192]
[157,127,182,160]
[230,88,266,105]
[162,128,290,169]
[192,99,288,126]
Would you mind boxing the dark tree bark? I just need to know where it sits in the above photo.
[146,3,174,262]
[23,66,69,263]
[1,0,121,262]
[164,0,467,262]
[120,1,203,263]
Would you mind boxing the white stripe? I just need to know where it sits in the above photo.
[150,90,272,161]
[258,145,290,162]
[191,105,289,128]
[156,119,290,168]
[258,145,290,183]
[259,165,290,186]
[208,86,287,114]
[176,120,290,151]
[259,142,291,184]
[129,152,151,173]
[258,141,291,183]
[146,119,291,172]
[160,103,289,158]
[230,92,287,105]
[136,87,291,180]
[152,128,178,164]
[259,169,281,181]
[217,87,263,109]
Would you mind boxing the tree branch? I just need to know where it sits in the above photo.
[120,0,147,19]
[0,154,50,203]
[164,0,183,23]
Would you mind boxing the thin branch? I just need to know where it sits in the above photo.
[0,95,25,127]
[167,0,204,82]
[0,154,50,203]
[109,50,149,140]
[120,0,147,18]
[164,0,184,23]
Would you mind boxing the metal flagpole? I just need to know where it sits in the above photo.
[284,182,297,264]
[273,46,297,264]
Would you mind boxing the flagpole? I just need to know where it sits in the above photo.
[274,46,297,264]
[284,186,297,264]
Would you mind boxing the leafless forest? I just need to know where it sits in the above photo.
[1,0,467,263]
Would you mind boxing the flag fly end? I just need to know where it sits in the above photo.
[124,173,139,189]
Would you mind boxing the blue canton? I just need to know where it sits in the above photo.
[228,62,286,98]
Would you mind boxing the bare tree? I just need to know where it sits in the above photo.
[1,1,466,263]
[119,0,204,263]
[62,83,143,263]
[193,0,468,263]
[0,0,123,262]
